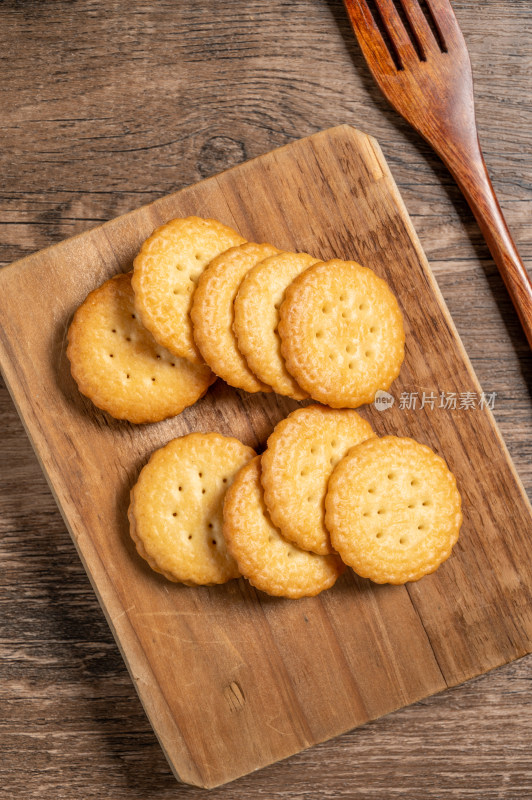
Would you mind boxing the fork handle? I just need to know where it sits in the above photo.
[441,137,532,348]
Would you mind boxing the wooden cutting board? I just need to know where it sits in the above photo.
[1,125,531,789]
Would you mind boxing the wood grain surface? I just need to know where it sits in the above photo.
[0,1,531,798]
[1,123,531,792]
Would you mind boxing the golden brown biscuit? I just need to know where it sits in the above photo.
[129,433,256,585]
[191,242,279,392]
[67,273,214,423]
[325,436,462,584]
[223,456,345,598]
[278,259,405,408]
[132,216,246,364]
[234,251,319,399]
[261,405,375,554]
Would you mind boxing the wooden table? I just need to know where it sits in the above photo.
[1,1,531,797]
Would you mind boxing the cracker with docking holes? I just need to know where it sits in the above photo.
[129,433,256,585]
[234,251,319,399]
[67,273,214,423]
[261,405,375,555]
[132,216,246,364]
[223,457,344,597]
[325,436,462,584]
[278,259,405,408]
[191,242,279,392]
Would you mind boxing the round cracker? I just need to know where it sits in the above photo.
[261,405,375,554]
[191,242,279,393]
[325,436,462,584]
[132,216,246,364]
[234,251,319,400]
[67,273,214,423]
[129,433,256,585]
[278,259,405,408]
[223,457,344,598]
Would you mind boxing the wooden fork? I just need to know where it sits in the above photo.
[343,0,532,347]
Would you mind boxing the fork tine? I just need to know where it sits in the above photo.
[344,0,400,75]
[424,0,465,50]
[397,0,441,57]
[372,0,419,67]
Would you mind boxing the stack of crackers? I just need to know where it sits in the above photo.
[67,216,462,597]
